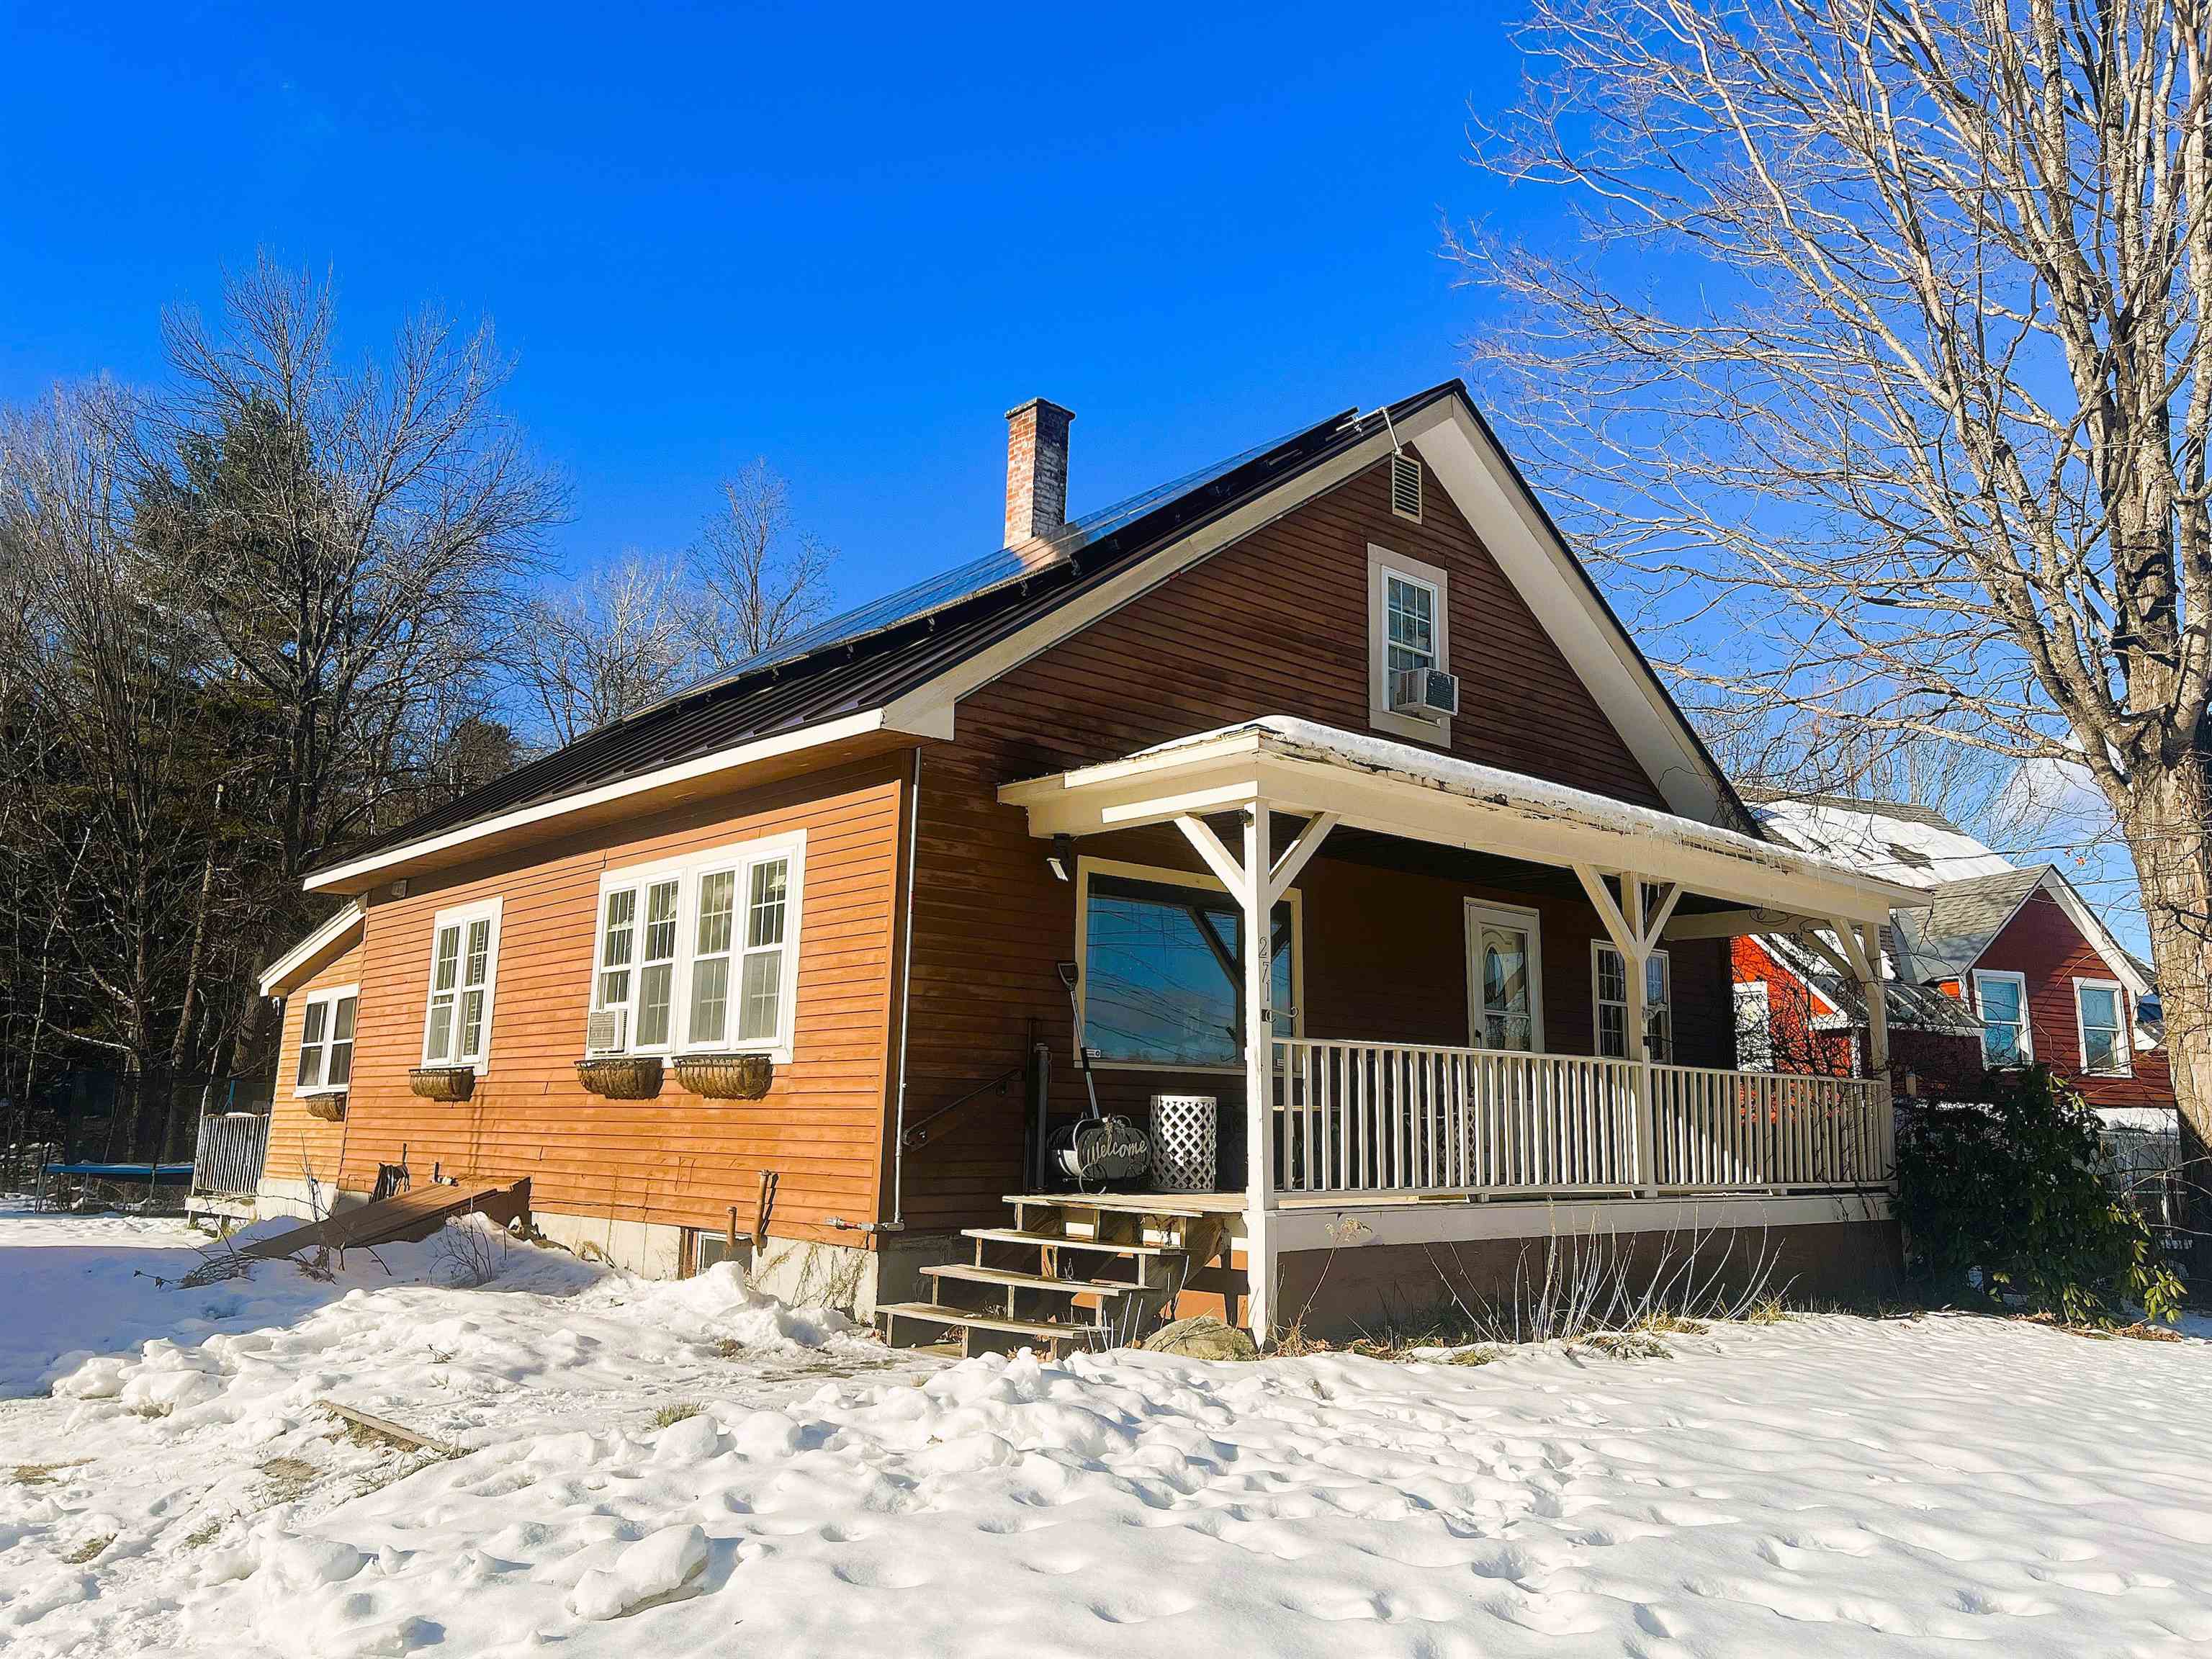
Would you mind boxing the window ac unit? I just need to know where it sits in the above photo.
[585,1007,627,1056]
[1390,667,1459,719]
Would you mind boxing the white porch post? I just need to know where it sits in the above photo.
[1241,801,1277,1341]
[1858,920,1890,1076]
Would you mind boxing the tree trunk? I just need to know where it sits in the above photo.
[2123,761,2212,1234]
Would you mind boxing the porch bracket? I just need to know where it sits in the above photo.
[1174,814,1249,896]
[1267,811,1339,907]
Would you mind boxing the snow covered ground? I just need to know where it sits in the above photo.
[5,1204,2212,1656]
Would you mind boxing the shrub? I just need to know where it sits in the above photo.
[1897,1067,2182,1326]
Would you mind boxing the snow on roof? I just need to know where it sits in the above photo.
[1119,718,1919,904]
[2095,1105,2177,1134]
[1755,796,2016,890]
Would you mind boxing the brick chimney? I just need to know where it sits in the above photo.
[1004,397,1074,551]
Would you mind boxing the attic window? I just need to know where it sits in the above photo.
[1389,451,1422,521]
[1886,841,1933,870]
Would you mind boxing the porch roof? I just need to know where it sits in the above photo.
[999,717,1924,927]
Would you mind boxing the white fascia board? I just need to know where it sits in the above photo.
[1002,732,1912,923]
[257,903,366,997]
[304,706,946,894]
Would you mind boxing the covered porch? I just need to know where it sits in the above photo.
[997,718,1923,1337]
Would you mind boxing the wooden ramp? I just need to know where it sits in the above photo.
[240,1178,531,1259]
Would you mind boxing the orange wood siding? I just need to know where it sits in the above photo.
[265,939,363,1192]
[264,758,909,1246]
[895,456,1728,1231]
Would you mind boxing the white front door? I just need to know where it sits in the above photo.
[1466,899,1544,1051]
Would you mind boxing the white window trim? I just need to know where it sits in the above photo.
[2072,976,2132,1077]
[1071,855,1305,1074]
[1972,968,2031,1067]
[295,984,359,1096]
[591,829,807,1066]
[421,897,503,1071]
[1591,938,1671,1061]
[1367,544,1453,744]
[1465,899,1545,1051]
[1734,980,1774,1072]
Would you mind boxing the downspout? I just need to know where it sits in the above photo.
[887,745,922,1228]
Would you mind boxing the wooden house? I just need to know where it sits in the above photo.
[254,384,1920,1345]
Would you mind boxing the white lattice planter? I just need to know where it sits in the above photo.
[1149,1094,1218,1192]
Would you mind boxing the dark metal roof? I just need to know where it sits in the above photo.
[317,380,1758,876]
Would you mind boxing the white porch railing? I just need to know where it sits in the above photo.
[1272,1038,1891,1198]
[190,1111,271,1202]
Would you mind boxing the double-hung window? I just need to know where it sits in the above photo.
[423,899,502,1069]
[1593,943,1671,1062]
[588,832,805,1061]
[1367,546,1452,741]
[297,986,359,1093]
[1973,969,2031,1068]
[2074,979,2130,1076]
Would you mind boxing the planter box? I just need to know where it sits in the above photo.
[576,1056,665,1100]
[304,1094,347,1123]
[673,1053,775,1100]
[408,1066,477,1103]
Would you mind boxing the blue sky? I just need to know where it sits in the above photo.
[0,4,2152,944]
[1,1,1524,594]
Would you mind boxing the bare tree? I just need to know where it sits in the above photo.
[509,554,698,744]
[144,255,562,891]
[1460,1,2212,1177]
[688,459,834,667]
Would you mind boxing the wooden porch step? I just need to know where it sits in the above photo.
[962,1228,1182,1257]
[879,1302,1105,1344]
[922,1263,1141,1298]
[1002,1192,1237,1218]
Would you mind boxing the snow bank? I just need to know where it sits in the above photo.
[179,1318,2212,1656]
[9,1202,2212,1656]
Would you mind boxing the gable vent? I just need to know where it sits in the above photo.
[1389,451,1422,521]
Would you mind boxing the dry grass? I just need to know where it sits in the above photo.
[710,1337,746,1360]
[9,1460,89,1488]
[60,1534,114,1565]
[649,1402,703,1429]
[259,1456,319,1503]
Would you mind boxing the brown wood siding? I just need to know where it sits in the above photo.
[265,939,364,1191]
[1982,890,2177,1110]
[263,757,908,1246]
[895,457,1727,1232]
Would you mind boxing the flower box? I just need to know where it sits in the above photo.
[672,1053,775,1100]
[304,1094,347,1123]
[408,1065,477,1103]
[575,1055,665,1100]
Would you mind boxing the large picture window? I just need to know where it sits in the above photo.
[297,986,359,1093]
[589,832,805,1061]
[1078,864,1297,1069]
[422,899,501,1069]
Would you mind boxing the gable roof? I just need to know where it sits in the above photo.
[305,382,1754,894]
[1759,930,1985,1037]
[258,902,365,997]
[1890,865,2152,999]
[1754,795,2016,889]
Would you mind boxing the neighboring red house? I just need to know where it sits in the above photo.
[1745,796,2176,1117]
[1728,932,1987,1101]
